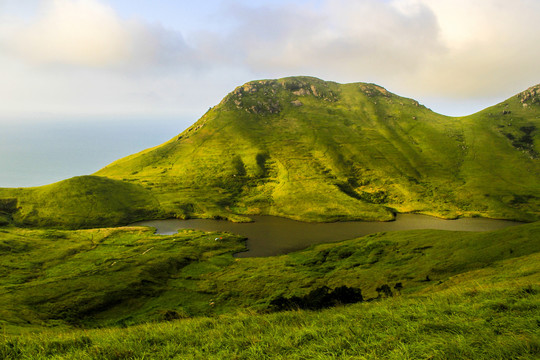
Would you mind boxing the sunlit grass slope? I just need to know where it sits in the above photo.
[1,223,539,359]
[1,77,538,227]
[0,176,161,228]
[97,77,540,222]
[4,269,539,359]
[1,221,538,333]
[0,226,246,331]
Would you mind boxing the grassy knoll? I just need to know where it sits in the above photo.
[1,245,538,359]
[0,176,162,228]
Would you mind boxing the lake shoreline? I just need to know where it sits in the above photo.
[130,214,523,257]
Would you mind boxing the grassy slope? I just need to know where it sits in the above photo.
[1,221,538,332]
[3,264,538,360]
[0,176,162,228]
[196,221,540,308]
[1,223,538,359]
[96,77,540,223]
[0,226,246,330]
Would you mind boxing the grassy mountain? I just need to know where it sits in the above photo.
[1,222,538,358]
[96,77,540,223]
[1,76,539,227]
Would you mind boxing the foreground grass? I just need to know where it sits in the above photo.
[1,221,538,332]
[2,254,538,359]
[0,226,246,329]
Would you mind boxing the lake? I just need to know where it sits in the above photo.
[131,214,522,257]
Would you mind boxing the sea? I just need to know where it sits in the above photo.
[0,117,194,188]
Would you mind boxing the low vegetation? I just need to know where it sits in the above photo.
[1,222,538,359]
[0,176,162,228]
[0,226,245,330]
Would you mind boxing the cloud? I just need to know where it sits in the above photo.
[201,0,539,103]
[0,0,195,69]
[0,0,538,119]
[202,0,442,78]
[409,0,540,98]
[0,0,213,119]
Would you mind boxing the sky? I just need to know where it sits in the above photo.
[0,0,539,123]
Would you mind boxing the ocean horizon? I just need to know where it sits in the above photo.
[0,116,194,188]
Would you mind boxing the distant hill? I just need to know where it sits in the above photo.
[1,77,539,227]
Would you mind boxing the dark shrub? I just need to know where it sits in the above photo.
[332,285,364,304]
[376,284,393,298]
[269,285,363,311]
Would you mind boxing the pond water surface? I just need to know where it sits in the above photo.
[131,214,522,257]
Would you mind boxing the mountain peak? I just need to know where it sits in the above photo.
[220,76,341,115]
[219,76,400,115]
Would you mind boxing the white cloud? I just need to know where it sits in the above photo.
[200,0,538,103]
[409,0,540,99]
[205,0,443,80]
[0,0,196,69]
[0,0,538,119]
[1,0,130,67]
[0,0,211,119]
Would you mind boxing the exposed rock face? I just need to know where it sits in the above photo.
[358,83,391,98]
[224,80,282,115]
[279,77,339,102]
[222,76,339,115]
[519,84,540,107]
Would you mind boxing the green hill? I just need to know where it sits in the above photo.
[96,77,540,223]
[0,176,160,228]
[1,76,539,227]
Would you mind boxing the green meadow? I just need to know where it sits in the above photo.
[0,77,539,358]
[0,222,539,359]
